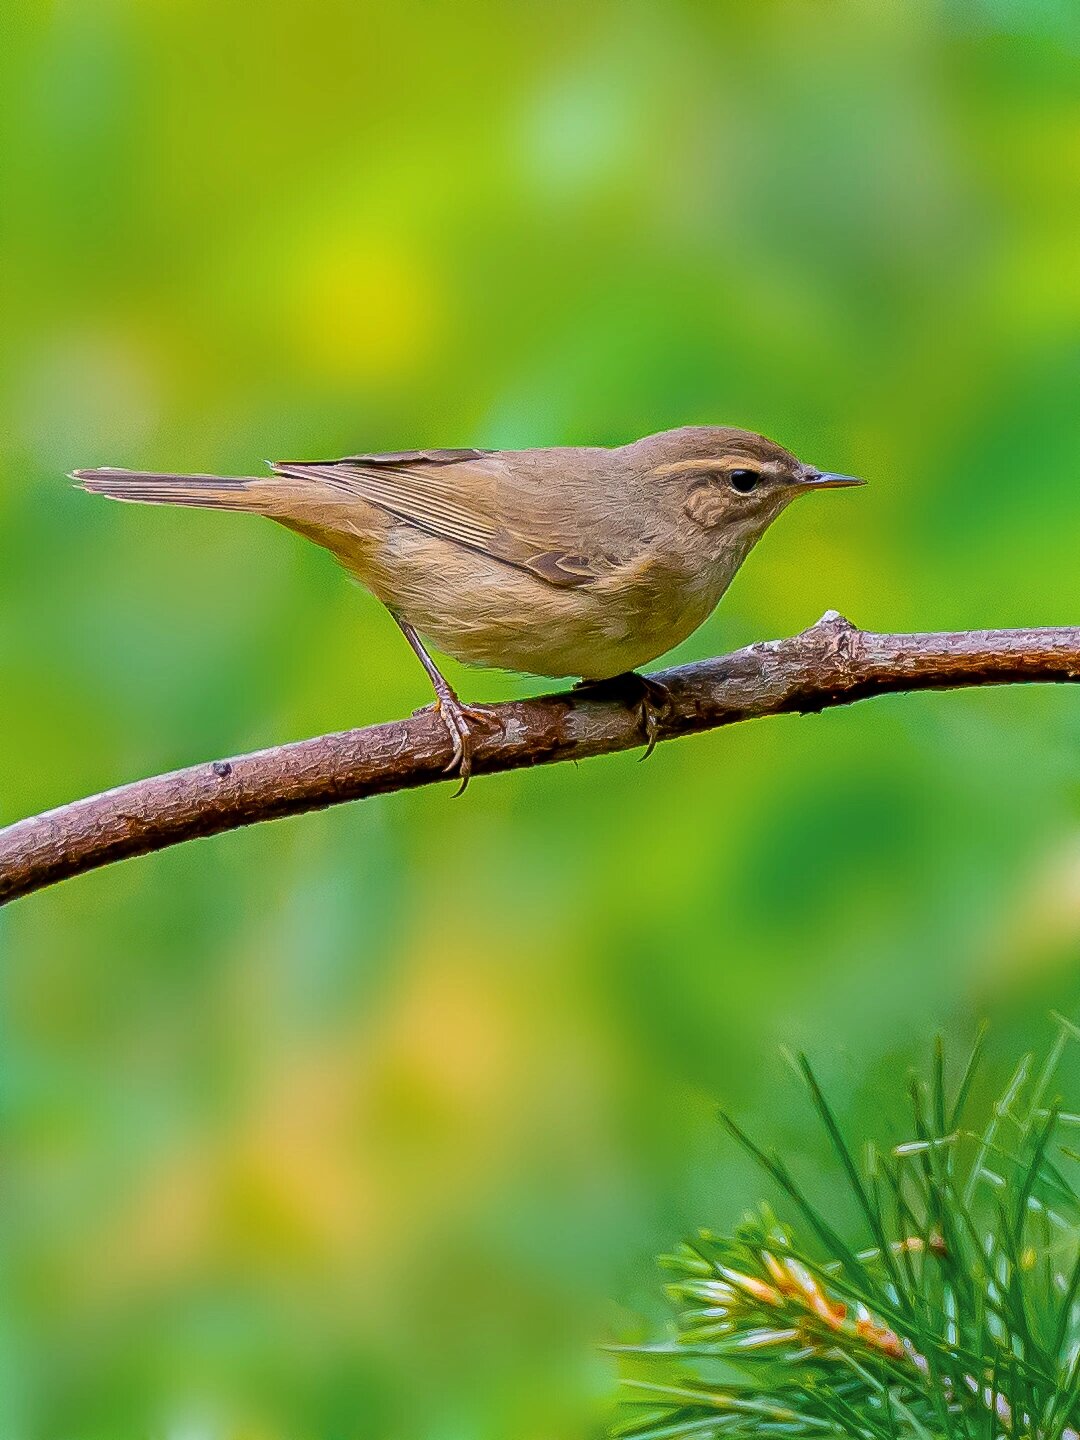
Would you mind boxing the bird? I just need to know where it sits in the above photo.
[74,426,863,789]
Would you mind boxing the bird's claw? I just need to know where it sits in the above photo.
[419,694,501,796]
[633,675,674,760]
[574,672,673,760]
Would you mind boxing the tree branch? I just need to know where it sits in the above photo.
[3,611,1080,907]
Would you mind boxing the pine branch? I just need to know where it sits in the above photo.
[613,1023,1080,1440]
[3,612,1080,906]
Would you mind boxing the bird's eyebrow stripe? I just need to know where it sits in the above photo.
[650,457,763,477]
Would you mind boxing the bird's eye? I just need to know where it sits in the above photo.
[727,468,760,494]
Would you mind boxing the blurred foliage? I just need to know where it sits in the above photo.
[1,1,1080,1436]
[616,1023,1080,1438]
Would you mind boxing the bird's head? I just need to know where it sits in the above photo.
[631,426,863,542]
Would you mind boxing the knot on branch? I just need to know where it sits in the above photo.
[790,610,862,710]
[806,610,859,656]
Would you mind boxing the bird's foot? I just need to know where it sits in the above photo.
[416,689,501,796]
[574,671,674,760]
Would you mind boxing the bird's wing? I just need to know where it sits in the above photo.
[272,450,619,589]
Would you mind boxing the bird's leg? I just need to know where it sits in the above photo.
[573,672,674,760]
[391,613,500,795]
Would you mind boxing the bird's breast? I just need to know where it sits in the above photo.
[313,520,735,680]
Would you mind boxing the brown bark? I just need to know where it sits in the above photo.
[3,612,1080,907]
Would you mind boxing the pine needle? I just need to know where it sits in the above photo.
[614,1026,1080,1439]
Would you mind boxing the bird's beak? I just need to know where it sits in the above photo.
[800,469,865,490]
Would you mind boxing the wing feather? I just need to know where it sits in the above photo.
[273,452,614,588]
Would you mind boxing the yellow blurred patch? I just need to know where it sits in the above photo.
[290,237,441,385]
[994,228,1080,331]
[977,833,1080,998]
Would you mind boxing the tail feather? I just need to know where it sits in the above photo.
[73,468,269,512]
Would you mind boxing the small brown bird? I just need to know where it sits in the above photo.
[74,426,862,786]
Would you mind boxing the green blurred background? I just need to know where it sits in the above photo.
[2,1,1080,1435]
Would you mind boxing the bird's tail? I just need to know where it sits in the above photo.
[72,468,274,512]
